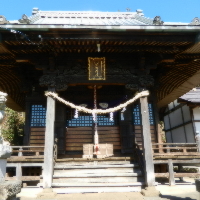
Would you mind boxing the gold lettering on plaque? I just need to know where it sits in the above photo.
[88,57,105,80]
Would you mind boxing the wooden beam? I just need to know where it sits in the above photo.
[154,153,200,156]
[154,156,200,159]
[154,159,200,164]
[155,173,200,177]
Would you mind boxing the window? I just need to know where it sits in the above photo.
[66,109,119,127]
[148,103,155,125]
[133,104,141,125]
[30,105,46,127]
[133,103,155,125]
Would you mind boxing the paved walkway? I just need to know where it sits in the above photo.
[157,177,199,200]
[17,178,199,200]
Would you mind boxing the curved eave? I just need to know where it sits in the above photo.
[1,24,200,32]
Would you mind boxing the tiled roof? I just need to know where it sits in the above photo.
[4,8,198,26]
[179,88,200,103]
[27,9,153,25]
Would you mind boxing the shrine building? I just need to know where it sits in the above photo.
[0,8,200,193]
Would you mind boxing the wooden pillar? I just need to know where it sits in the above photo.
[43,91,56,188]
[55,103,66,155]
[152,93,163,153]
[23,102,31,145]
[154,103,164,153]
[140,96,155,187]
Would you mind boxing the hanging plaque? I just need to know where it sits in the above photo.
[88,57,106,80]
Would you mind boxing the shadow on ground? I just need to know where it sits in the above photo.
[160,195,198,200]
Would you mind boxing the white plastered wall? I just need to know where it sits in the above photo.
[164,100,195,143]
[193,107,200,134]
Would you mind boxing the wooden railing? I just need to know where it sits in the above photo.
[5,146,45,183]
[6,142,58,183]
[11,146,44,158]
[153,143,200,157]
[152,143,200,185]
[133,142,145,176]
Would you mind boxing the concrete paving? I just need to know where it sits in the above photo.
[16,177,199,200]
[156,177,199,200]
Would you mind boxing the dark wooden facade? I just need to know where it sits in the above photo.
[1,9,200,190]
[1,10,200,155]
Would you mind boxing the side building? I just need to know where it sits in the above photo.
[164,88,200,143]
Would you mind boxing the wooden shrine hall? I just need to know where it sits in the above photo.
[1,8,200,193]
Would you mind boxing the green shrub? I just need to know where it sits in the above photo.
[1,107,24,145]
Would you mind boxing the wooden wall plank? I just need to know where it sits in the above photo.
[97,126,119,130]
[30,136,45,140]
[65,131,93,135]
[66,145,121,151]
[66,126,121,151]
[67,127,92,131]
[66,135,93,139]
[30,140,44,144]
[30,128,45,131]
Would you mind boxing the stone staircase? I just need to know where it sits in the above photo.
[41,156,145,193]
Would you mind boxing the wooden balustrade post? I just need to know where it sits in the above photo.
[18,147,23,156]
[196,132,200,152]
[140,95,155,187]
[168,159,175,186]
[16,163,22,181]
[43,89,56,188]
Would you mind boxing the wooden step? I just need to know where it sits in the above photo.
[56,156,135,162]
[51,176,144,183]
[40,155,145,193]
[55,160,134,165]
[51,172,142,178]
[52,182,145,187]
[54,164,138,169]
[54,168,141,174]
[52,186,142,193]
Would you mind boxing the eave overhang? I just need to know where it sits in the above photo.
[1,24,200,32]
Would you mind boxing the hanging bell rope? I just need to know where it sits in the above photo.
[45,90,149,114]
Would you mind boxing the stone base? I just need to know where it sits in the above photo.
[141,186,160,197]
[37,188,57,199]
[0,159,7,182]
[0,180,22,200]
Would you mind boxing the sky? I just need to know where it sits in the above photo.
[0,0,199,23]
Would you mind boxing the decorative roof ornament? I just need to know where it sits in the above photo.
[18,14,31,24]
[190,17,200,25]
[136,9,144,16]
[0,15,9,24]
[153,16,164,25]
[32,8,39,15]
